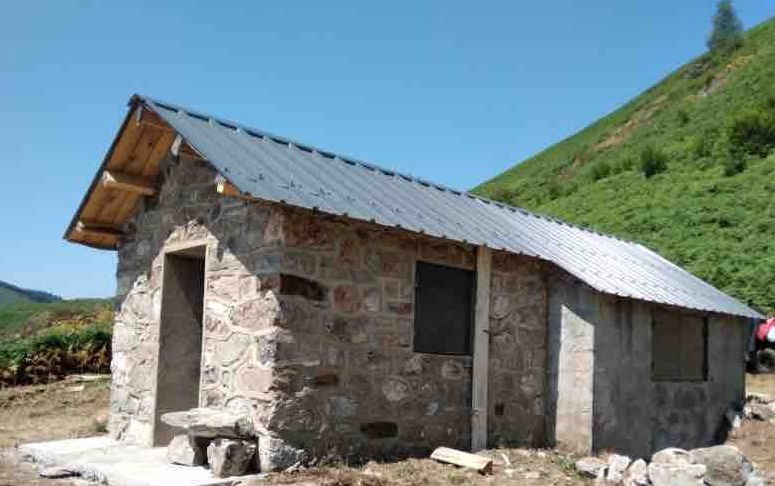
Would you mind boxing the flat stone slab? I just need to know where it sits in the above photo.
[18,436,264,486]
[161,408,254,439]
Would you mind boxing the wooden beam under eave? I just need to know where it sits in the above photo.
[102,170,157,196]
[76,220,124,237]
[471,246,492,452]
[71,226,120,245]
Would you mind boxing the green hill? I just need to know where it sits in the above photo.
[475,17,775,314]
[0,280,60,307]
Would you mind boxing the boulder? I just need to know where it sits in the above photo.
[648,463,706,486]
[606,454,632,483]
[167,434,208,466]
[161,408,254,438]
[207,438,257,477]
[575,456,607,478]
[651,447,693,466]
[689,445,753,486]
[623,458,649,486]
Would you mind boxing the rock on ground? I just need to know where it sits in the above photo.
[161,408,254,438]
[207,438,257,478]
[575,456,607,478]
[744,403,775,422]
[648,462,706,486]
[166,434,208,466]
[651,447,693,466]
[39,466,78,479]
[690,445,753,486]
[623,458,649,486]
[606,454,631,482]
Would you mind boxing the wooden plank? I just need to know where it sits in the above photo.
[72,226,119,246]
[80,106,145,221]
[123,127,160,175]
[107,106,146,171]
[102,170,157,196]
[138,108,173,132]
[430,447,493,474]
[471,246,492,452]
[77,220,124,237]
[142,130,176,178]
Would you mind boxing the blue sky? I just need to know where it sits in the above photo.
[1,1,773,298]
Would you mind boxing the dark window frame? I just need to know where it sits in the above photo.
[651,311,709,382]
[413,261,475,356]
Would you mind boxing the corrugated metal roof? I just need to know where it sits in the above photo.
[137,94,763,319]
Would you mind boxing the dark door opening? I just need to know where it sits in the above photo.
[153,246,206,446]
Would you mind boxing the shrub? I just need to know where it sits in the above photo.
[728,109,775,157]
[0,323,111,387]
[588,161,612,182]
[677,109,690,126]
[639,145,668,178]
[722,153,746,176]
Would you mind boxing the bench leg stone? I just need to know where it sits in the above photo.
[167,434,208,466]
[207,438,257,477]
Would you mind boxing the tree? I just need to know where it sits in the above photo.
[707,0,743,53]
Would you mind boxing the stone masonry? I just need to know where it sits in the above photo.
[111,153,548,464]
[111,152,748,467]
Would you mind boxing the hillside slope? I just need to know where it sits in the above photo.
[0,280,60,307]
[475,17,775,313]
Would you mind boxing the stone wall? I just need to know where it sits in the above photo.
[488,252,548,447]
[113,154,549,459]
[546,271,748,457]
[112,154,284,446]
[263,208,548,461]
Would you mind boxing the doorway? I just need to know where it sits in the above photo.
[153,246,206,446]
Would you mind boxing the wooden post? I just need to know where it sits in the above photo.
[471,246,491,451]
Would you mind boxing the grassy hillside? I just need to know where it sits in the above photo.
[475,17,775,314]
[0,280,60,307]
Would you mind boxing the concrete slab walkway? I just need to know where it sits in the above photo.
[18,436,261,486]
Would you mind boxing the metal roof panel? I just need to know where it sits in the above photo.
[138,95,762,319]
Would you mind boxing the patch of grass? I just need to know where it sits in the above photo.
[474,17,775,313]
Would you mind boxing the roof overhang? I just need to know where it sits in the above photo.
[63,96,202,250]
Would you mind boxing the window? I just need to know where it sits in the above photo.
[413,262,474,355]
[652,309,708,381]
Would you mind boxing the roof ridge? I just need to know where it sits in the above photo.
[134,94,642,248]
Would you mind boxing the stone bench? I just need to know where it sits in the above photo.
[161,408,258,477]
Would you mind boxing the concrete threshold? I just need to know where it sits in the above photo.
[18,436,263,486]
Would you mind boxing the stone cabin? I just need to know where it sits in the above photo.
[65,95,762,470]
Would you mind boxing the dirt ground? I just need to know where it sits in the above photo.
[0,376,109,486]
[0,374,773,485]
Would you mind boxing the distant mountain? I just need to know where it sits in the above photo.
[474,17,775,313]
[0,280,61,307]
